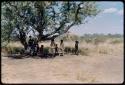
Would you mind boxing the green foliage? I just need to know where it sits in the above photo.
[1,1,100,47]
[3,46,24,54]
[80,33,123,44]
[110,38,123,44]
[57,33,123,43]
[64,46,73,54]
[44,47,49,54]
[64,46,89,56]
[11,47,24,54]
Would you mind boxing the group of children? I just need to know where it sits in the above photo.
[26,36,79,57]
[49,39,64,57]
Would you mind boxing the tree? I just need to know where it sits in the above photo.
[1,1,100,48]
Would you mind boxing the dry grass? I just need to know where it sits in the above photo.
[7,41,23,48]
[3,39,123,56]
[1,39,123,83]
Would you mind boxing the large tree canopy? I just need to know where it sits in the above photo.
[1,1,100,48]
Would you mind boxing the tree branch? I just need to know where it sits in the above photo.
[38,3,83,41]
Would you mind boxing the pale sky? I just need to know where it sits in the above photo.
[69,1,124,36]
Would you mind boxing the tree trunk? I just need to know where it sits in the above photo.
[18,29,28,50]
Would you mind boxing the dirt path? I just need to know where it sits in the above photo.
[2,53,123,84]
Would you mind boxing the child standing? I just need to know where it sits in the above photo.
[50,39,56,57]
[59,40,64,56]
[75,41,79,55]
[55,44,59,56]
[39,45,44,58]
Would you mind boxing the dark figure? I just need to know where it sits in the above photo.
[28,36,34,47]
[59,40,64,56]
[36,44,39,53]
[27,36,34,56]
[33,38,39,56]
[55,44,59,56]
[39,45,44,58]
[75,41,79,55]
[50,39,56,57]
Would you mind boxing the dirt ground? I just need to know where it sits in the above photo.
[2,53,123,84]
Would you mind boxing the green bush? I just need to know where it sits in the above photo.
[4,45,90,56]
[64,46,89,56]
[4,46,24,54]
[4,46,13,54]
[64,47,72,54]
[110,38,123,44]
[44,47,49,54]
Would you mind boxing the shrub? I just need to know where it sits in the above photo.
[64,47,72,54]
[2,46,24,54]
[79,48,89,56]
[110,38,123,44]
[93,37,106,45]
[98,48,108,54]
[10,47,24,54]
[64,46,89,56]
[3,45,90,56]
[84,38,93,44]
[4,46,13,54]
[44,47,49,54]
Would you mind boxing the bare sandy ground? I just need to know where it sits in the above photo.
[2,52,123,84]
